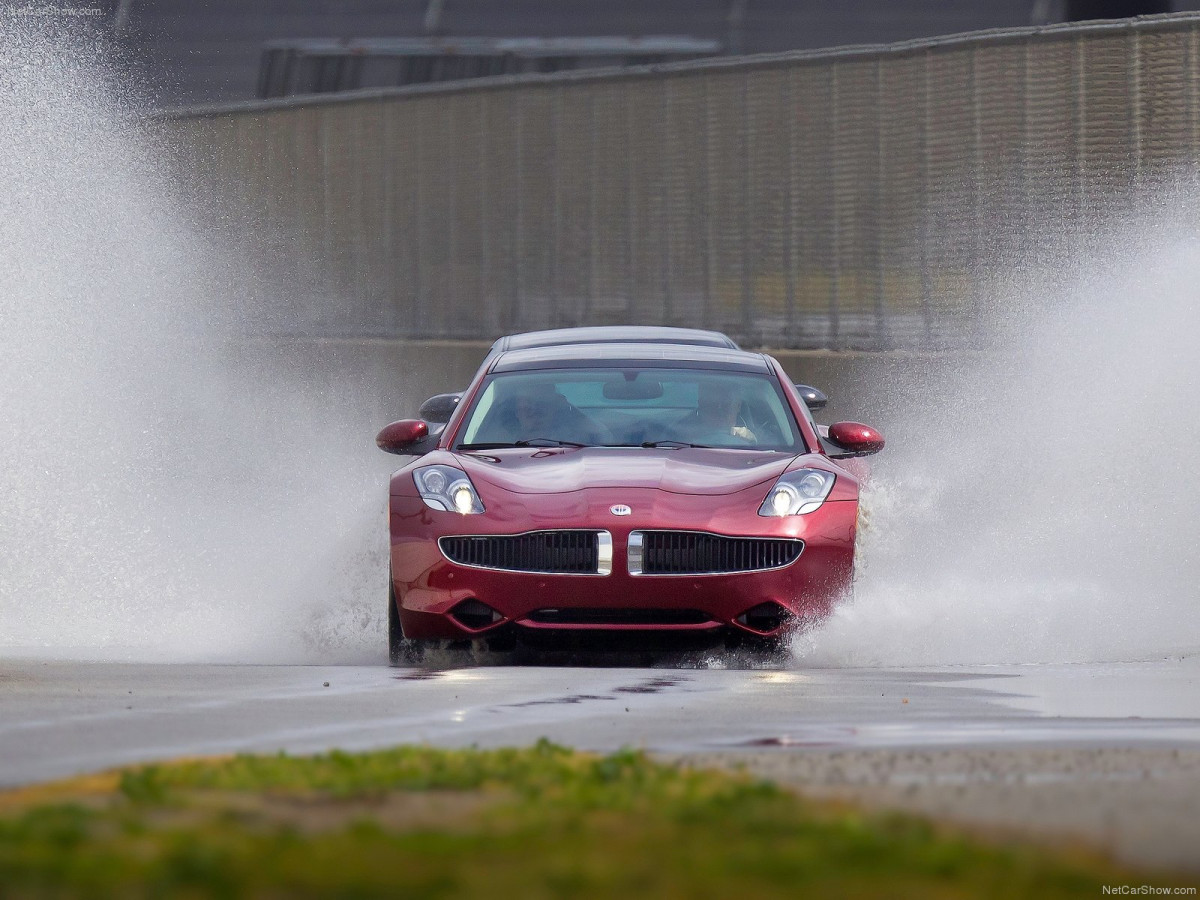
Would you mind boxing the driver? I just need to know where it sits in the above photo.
[507,381,606,445]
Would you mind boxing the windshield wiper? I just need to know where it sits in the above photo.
[639,440,711,449]
[514,438,588,448]
[458,438,589,450]
[635,440,779,451]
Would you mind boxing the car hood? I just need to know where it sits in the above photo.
[454,447,797,496]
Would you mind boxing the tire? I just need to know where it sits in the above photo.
[484,628,517,653]
[387,570,483,666]
[388,574,425,666]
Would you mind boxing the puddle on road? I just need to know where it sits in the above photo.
[505,694,615,708]
[491,676,691,709]
[614,678,684,694]
[738,728,860,748]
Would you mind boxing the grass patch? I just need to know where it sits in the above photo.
[0,740,1185,898]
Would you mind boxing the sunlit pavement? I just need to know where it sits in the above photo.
[2,656,1198,785]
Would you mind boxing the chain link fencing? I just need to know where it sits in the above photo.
[161,13,1200,349]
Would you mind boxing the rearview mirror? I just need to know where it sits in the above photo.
[603,378,664,400]
[794,384,828,411]
[418,392,463,424]
[376,419,430,455]
[826,421,884,458]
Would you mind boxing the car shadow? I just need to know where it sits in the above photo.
[405,630,793,670]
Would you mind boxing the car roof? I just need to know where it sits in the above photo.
[490,326,739,352]
[490,341,771,373]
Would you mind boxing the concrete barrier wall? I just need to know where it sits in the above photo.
[163,13,1200,349]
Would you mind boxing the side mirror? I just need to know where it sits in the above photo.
[418,392,462,424]
[376,419,430,455]
[826,421,885,458]
[794,384,828,411]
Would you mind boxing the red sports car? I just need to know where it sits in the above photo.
[377,328,883,663]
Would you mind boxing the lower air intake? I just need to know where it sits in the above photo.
[526,608,712,626]
[449,598,501,630]
[736,602,792,634]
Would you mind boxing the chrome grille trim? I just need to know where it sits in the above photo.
[439,530,612,575]
[597,531,613,576]
[627,530,803,576]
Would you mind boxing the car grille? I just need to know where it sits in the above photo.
[439,530,611,575]
[526,608,712,626]
[629,531,803,575]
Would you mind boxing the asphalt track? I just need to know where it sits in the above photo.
[2,655,1198,869]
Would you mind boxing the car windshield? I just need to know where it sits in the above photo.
[456,367,805,452]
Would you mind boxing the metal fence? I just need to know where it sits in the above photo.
[162,13,1200,349]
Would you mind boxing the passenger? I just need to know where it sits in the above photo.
[687,381,756,444]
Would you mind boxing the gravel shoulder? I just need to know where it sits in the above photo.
[669,746,1200,872]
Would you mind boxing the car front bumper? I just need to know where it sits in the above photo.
[390,485,857,640]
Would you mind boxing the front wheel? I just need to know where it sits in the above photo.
[387,572,490,667]
[388,575,430,666]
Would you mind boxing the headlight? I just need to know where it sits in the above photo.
[758,468,835,516]
[413,465,485,514]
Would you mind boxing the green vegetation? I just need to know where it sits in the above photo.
[0,741,1178,899]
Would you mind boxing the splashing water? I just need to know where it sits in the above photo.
[4,17,1199,669]
[0,16,391,662]
[800,193,1200,666]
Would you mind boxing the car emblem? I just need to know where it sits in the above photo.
[610,504,632,516]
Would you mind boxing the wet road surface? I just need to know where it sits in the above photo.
[2,656,1198,786]
[3,655,1198,869]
